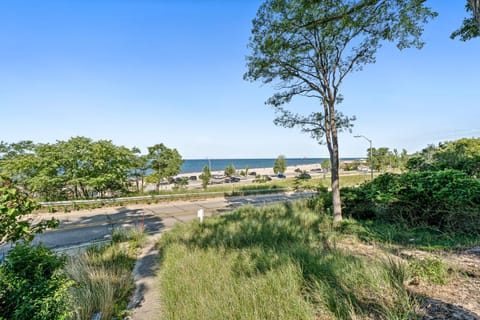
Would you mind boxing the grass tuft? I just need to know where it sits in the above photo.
[65,233,141,319]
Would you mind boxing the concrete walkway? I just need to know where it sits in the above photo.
[127,234,163,320]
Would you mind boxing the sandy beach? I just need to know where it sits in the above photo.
[140,163,328,192]
[177,163,323,179]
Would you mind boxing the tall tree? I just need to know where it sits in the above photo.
[273,155,287,174]
[147,144,183,193]
[245,0,436,221]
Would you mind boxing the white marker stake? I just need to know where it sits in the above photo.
[197,208,204,224]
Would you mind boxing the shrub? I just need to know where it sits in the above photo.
[0,244,72,319]
[341,170,480,234]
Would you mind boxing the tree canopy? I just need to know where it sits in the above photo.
[452,0,480,41]
[407,138,480,177]
[0,137,133,200]
[0,138,186,200]
[245,0,436,221]
[147,143,184,192]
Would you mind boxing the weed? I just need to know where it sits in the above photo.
[409,257,447,285]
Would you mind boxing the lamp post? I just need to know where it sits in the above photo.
[354,135,373,180]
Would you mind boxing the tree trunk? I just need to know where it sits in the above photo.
[330,151,342,222]
[324,100,342,222]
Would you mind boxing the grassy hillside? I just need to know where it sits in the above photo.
[156,202,426,320]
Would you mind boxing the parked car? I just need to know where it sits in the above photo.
[277,174,286,179]
[230,176,241,182]
[249,171,257,176]
[262,175,272,181]
[189,175,197,181]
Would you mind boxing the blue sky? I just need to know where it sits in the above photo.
[1,1,479,159]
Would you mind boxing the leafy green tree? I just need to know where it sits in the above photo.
[147,144,184,192]
[0,178,58,246]
[244,0,435,221]
[452,0,480,40]
[433,138,480,177]
[1,137,135,200]
[199,165,211,190]
[273,155,287,174]
[245,165,250,177]
[224,163,236,177]
[368,147,391,171]
[406,138,480,177]
[408,138,480,177]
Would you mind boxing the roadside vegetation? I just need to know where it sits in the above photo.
[65,226,145,319]
[158,202,411,319]
[0,217,145,319]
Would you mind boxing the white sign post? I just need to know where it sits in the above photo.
[197,208,204,224]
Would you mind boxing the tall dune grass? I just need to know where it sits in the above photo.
[65,227,143,319]
[157,201,418,320]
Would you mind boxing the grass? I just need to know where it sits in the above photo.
[65,227,145,320]
[157,201,420,320]
[336,218,480,251]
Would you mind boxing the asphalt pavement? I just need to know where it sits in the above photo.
[0,191,314,257]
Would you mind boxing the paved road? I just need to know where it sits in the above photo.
[0,192,314,257]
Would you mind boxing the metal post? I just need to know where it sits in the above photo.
[369,139,373,180]
[354,135,374,180]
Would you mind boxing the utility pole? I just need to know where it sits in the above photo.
[354,135,373,180]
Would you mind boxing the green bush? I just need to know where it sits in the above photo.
[0,244,72,320]
[341,170,480,234]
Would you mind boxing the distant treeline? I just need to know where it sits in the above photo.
[0,137,183,201]
[1,136,478,202]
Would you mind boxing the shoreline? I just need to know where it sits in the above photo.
[177,163,323,179]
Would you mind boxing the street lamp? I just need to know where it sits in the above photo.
[354,135,373,180]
